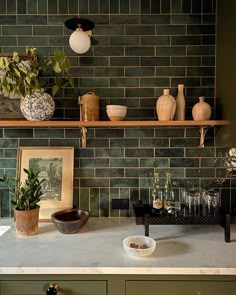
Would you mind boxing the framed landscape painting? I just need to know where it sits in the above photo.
[17,147,74,221]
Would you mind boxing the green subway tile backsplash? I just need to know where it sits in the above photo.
[0,0,234,218]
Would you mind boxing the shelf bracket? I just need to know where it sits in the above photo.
[80,126,87,148]
[199,126,210,148]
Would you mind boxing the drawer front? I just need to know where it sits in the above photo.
[126,280,236,295]
[0,280,107,295]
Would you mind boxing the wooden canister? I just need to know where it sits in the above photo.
[79,92,100,121]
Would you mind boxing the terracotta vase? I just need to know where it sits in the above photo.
[192,96,212,121]
[156,89,176,121]
[14,206,40,236]
[175,84,185,121]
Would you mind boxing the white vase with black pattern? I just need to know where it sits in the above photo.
[20,89,55,121]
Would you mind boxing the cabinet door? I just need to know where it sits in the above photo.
[0,280,107,295]
[126,281,236,295]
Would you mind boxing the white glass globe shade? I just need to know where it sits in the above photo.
[69,30,91,54]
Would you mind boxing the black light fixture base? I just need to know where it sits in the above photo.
[65,18,95,32]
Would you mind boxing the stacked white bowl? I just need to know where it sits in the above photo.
[106,105,127,121]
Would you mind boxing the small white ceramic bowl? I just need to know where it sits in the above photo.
[123,235,156,257]
[106,105,127,121]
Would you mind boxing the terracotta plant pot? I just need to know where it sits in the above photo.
[14,206,40,236]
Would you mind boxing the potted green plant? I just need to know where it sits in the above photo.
[0,168,46,236]
[0,47,75,121]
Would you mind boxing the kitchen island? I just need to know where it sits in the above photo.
[0,217,236,294]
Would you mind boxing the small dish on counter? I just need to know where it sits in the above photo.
[51,208,89,234]
[123,235,156,257]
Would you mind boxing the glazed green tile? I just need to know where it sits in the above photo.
[4,149,17,158]
[161,0,170,13]
[57,0,68,13]
[0,0,6,13]
[18,15,47,25]
[141,35,170,45]
[187,45,215,56]
[141,57,170,66]
[172,14,201,25]
[110,57,139,67]
[100,0,109,14]
[171,77,200,87]
[38,0,47,14]
[28,0,37,13]
[155,148,184,157]
[95,88,124,97]
[50,138,79,147]
[170,158,199,167]
[94,46,124,56]
[80,178,109,187]
[119,0,129,13]
[191,0,201,13]
[186,168,215,178]
[110,158,138,167]
[86,139,109,148]
[125,47,155,56]
[126,25,155,35]
[110,78,139,87]
[0,36,17,46]
[187,24,215,35]
[0,159,16,168]
[171,56,201,66]
[35,129,64,138]
[186,147,215,157]
[95,128,124,138]
[202,55,215,66]
[171,35,201,45]
[95,148,124,158]
[151,0,160,13]
[75,168,94,178]
[90,188,99,217]
[3,26,32,35]
[187,66,215,77]
[0,16,16,25]
[96,168,124,177]
[125,148,154,158]
[139,158,169,168]
[125,128,154,138]
[170,138,199,147]
[19,139,49,146]
[203,0,213,13]
[156,67,185,76]
[130,0,140,14]
[0,139,18,148]
[140,77,169,87]
[125,67,154,77]
[110,178,139,188]
[95,25,124,35]
[110,139,138,148]
[3,168,16,177]
[33,26,63,35]
[155,128,184,137]
[49,36,69,47]
[110,0,119,13]
[4,129,33,138]
[80,158,109,168]
[80,56,109,67]
[201,158,226,168]
[110,36,139,46]
[100,188,109,217]
[0,130,3,138]
[140,138,168,147]
[17,0,26,14]
[0,190,11,217]
[156,25,185,35]
[201,77,215,87]
[125,88,154,97]
[156,46,186,56]
[95,67,124,77]
[0,150,3,157]
[141,0,150,13]
[48,0,57,13]
[79,187,89,209]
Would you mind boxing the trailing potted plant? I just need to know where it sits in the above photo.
[0,47,75,121]
[0,168,46,236]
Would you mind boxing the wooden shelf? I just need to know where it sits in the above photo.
[0,120,229,128]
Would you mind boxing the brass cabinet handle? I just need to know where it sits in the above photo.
[46,283,59,295]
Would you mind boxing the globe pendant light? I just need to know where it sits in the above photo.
[69,29,91,54]
[65,18,95,55]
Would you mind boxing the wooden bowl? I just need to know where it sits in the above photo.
[51,209,89,234]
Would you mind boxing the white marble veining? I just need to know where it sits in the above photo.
[0,217,236,275]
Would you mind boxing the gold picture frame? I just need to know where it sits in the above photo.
[17,147,74,221]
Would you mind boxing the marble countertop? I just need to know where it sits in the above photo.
[0,217,236,275]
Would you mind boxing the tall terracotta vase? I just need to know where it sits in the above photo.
[192,96,212,121]
[14,206,40,236]
[175,84,185,120]
[156,89,176,120]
